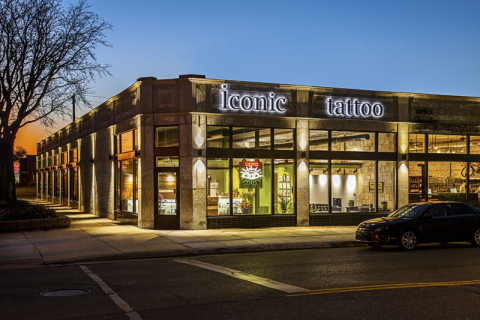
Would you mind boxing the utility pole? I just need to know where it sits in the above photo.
[72,94,76,122]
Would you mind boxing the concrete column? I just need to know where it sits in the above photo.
[180,114,206,230]
[296,119,310,226]
[139,118,155,229]
[397,123,409,208]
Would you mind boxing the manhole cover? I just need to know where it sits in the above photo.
[40,289,91,297]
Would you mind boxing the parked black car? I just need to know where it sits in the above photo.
[356,202,480,250]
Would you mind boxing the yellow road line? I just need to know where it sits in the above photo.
[288,280,480,297]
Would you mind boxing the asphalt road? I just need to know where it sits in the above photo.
[2,243,480,320]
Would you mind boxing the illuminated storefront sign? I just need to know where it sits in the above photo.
[326,98,384,118]
[240,160,263,188]
[220,84,287,113]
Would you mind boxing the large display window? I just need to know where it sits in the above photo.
[309,160,329,213]
[233,158,271,214]
[332,160,376,212]
[428,161,467,202]
[207,159,230,215]
[274,159,295,213]
[117,159,138,213]
[115,129,139,213]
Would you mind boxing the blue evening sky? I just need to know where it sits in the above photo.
[87,0,480,104]
[19,0,480,153]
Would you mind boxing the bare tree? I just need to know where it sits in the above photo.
[13,145,27,163]
[0,0,111,200]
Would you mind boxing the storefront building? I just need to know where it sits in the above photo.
[36,75,480,229]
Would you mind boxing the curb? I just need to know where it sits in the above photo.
[43,241,364,265]
[0,216,71,232]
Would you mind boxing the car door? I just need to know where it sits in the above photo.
[447,203,475,241]
[420,204,451,242]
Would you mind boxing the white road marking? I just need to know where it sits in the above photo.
[80,265,142,320]
[175,259,307,293]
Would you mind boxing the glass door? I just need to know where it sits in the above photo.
[155,168,180,229]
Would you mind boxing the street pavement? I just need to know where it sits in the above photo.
[0,201,359,265]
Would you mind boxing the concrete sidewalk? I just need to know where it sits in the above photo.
[0,202,360,266]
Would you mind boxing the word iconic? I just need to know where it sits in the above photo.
[326,98,384,118]
[220,84,287,113]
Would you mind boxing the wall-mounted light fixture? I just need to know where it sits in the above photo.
[337,168,341,173]
[353,169,358,174]
[323,169,328,174]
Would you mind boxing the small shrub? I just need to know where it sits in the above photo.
[0,201,56,221]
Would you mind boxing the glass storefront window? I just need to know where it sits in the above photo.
[155,126,179,147]
[72,167,78,201]
[331,160,375,212]
[408,161,425,203]
[117,130,137,153]
[156,156,179,167]
[232,127,271,150]
[331,132,375,152]
[470,136,480,154]
[232,158,271,214]
[378,161,396,212]
[309,160,328,213]
[55,170,60,198]
[207,126,230,148]
[274,159,295,214]
[117,159,138,213]
[309,130,328,151]
[378,133,396,152]
[207,159,230,215]
[428,134,466,154]
[409,134,425,153]
[70,148,78,163]
[274,129,294,150]
[428,162,466,202]
[62,169,68,199]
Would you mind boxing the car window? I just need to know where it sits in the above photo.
[427,205,448,218]
[389,204,429,218]
[449,203,474,216]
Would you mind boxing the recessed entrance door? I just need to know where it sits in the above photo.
[155,168,180,229]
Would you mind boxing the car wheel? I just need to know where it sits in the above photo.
[471,228,480,246]
[398,230,418,250]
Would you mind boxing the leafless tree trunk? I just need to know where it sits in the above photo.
[0,0,111,200]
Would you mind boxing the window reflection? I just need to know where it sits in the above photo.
[331,132,375,152]
[428,134,466,154]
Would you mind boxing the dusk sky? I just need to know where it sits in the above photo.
[17,0,480,154]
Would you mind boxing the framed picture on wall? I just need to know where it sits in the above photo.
[369,182,375,192]
[378,182,384,193]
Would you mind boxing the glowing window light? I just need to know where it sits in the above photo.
[167,175,174,182]
[319,175,327,185]
[347,175,356,191]
[332,175,341,187]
